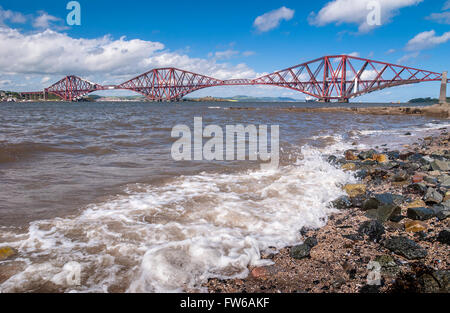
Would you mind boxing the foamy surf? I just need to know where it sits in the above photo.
[0,145,355,293]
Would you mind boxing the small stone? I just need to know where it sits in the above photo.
[344,184,366,198]
[251,267,268,279]
[359,150,377,160]
[431,159,450,171]
[436,230,450,245]
[375,255,400,277]
[331,196,353,210]
[424,176,438,185]
[0,246,17,261]
[356,169,369,179]
[342,163,357,171]
[384,237,427,260]
[405,220,428,233]
[407,183,428,196]
[412,174,424,183]
[358,220,385,242]
[407,207,435,221]
[304,237,318,248]
[392,170,409,182]
[290,244,311,260]
[327,155,338,164]
[374,154,388,163]
[406,199,427,209]
[362,159,377,166]
[438,175,450,188]
[343,234,363,241]
[423,187,443,205]
[345,150,358,161]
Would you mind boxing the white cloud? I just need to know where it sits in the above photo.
[406,30,450,51]
[398,52,420,63]
[0,79,12,87]
[427,11,450,24]
[309,0,423,33]
[386,48,396,54]
[444,0,450,10]
[242,51,256,57]
[41,76,51,84]
[0,6,26,25]
[209,49,239,60]
[0,26,258,90]
[253,7,295,32]
[347,51,360,57]
[32,11,66,30]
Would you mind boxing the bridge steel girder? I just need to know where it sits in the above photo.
[22,55,447,102]
[46,76,104,101]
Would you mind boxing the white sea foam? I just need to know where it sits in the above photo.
[0,145,355,293]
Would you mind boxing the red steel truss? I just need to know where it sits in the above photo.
[23,56,448,102]
[45,76,103,101]
[118,68,224,101]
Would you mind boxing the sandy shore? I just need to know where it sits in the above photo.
[205,128,450,293]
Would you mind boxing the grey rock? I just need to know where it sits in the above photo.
[407,183,428,196]
[387,151,400,160]
[432,201,450,220]
[375,255,400,277]
[332,196,352,210]
[431,159,450,171]
[436,230,450,245]
[358,220,385,242]
[438,175,450,188]
[355,169,369,179]
[361,194,403,223]
[407,207,435,221]
[384,237,427,260]
[423,187,443,204]
[290,244,311,260]
[343,234,363,241]
[327,155,338,164]
[377,205,402,223]
[304,237,318,248]
[424,176,438,185]
[358,150,377,160]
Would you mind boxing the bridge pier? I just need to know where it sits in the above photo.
[439,71,448,106]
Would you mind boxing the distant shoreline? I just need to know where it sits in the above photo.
[228,103,450,118]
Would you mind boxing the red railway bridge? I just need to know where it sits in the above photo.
[20,55,448,102]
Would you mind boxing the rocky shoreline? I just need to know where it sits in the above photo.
[229,103,450,118]
[206,129,450,293]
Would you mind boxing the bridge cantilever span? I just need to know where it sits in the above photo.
[21,55,449,102]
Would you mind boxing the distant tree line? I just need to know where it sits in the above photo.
[408,97,450,103]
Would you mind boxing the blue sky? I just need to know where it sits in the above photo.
[0,0,449,101]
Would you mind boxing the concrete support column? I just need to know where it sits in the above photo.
[439,71,448,105]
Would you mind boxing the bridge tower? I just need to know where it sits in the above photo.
[439,71,448,105]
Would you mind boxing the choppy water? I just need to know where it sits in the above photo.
[0,101,448,292]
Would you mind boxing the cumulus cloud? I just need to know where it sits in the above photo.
[398,52,420,63]
[242,51,256,57]
[253,7,295,32]
[444,0,450,10]
[0,26,258,90]
[309,0,423,33]
[405,30,450,51]
[0,6,26,25]
[209,49,240,60]
[32,11,64,29]
[427,11,450,24]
